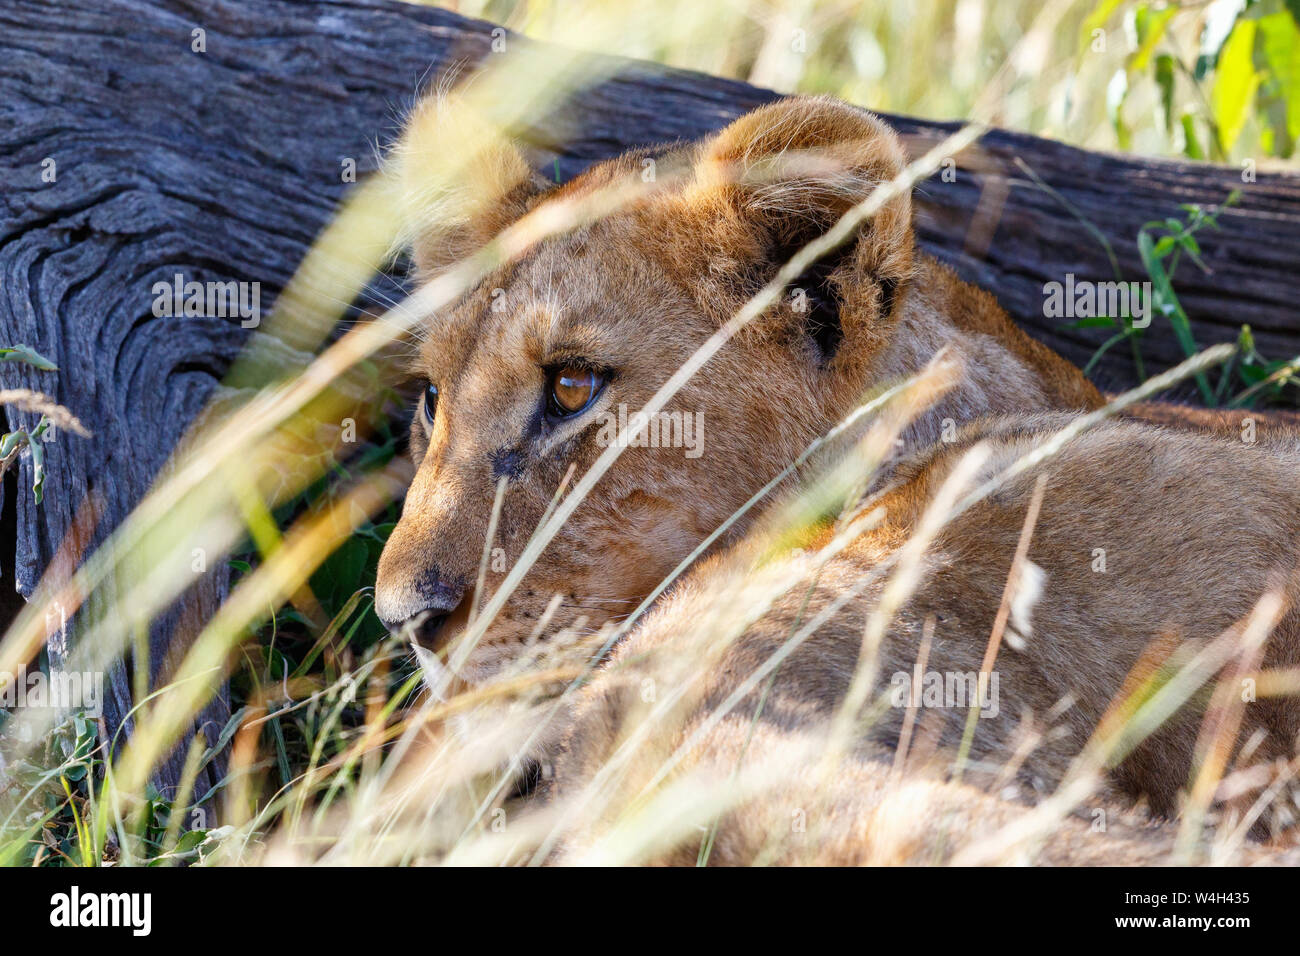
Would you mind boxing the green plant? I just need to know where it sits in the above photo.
[1099,0,1300,161]
[0,348,63,504]
[1034,181,1299,409]
[0,345,87,504]
[220,373,409,812]
[1136,196,1300,407]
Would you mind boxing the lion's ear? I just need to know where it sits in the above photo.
[390,96,546,281]
[687,96,914,360]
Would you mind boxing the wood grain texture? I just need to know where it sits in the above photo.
[1,0,1297,794]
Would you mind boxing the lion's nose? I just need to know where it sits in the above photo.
[374,570,466,650]
[407,609,452,649]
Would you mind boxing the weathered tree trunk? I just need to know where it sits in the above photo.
[2,0,1298,794]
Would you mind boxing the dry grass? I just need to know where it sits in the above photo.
[1,0,1297,867]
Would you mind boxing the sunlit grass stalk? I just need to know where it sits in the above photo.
[951,471,1049,780]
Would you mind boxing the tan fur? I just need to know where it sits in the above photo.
[375,94,1299,863]
[552,415,1300,857]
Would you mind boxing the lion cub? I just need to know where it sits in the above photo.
[376,94,1300,861]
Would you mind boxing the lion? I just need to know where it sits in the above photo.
[374,94,1300,863]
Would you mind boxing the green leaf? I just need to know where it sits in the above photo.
[293,589,367,678]
[0,430,29,459]
[1197,0,1247,80]
[311,536,369,618]
[1257,9,1300,156]
[1238,324,1257,356]
[29,437,45,505]
[1107,69,1132,150]
[268,708,292,787]
[1138,229,1214,404]
[173,829,208,854]
[1155,54,1177,134]
[0,345,58,371]
[1212,20,1263,153]
[1130,4,1177,73]
[198,707,248,772]
[1181,113,1207,158]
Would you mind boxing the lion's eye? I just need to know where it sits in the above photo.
[548,366,605,417]
[423,383,438,425]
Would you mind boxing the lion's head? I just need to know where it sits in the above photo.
[374,95,925,682]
